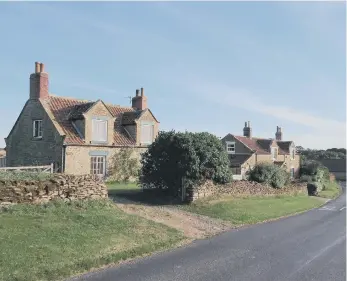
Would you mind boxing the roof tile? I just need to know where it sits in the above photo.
[43,95,139,146]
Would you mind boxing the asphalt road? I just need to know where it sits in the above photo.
[71,182,346,281]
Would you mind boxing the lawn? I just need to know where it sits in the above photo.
[0,200,184,281]
[107,181,140,191]
[182,195,324,225]
[318,181,342,199]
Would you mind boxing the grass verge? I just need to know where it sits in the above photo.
[181,194,324,225]
[319,181,342,199]
[107,181,140,191]
[0,200,184,281]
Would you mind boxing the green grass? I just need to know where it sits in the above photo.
[0,170,53,181]
[181,195,324,225]
[0,200,184,281]
[319,181,341,199]
[106,182,140,191]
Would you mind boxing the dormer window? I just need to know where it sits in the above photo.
[33,120,43,139]
[271,147,278,159]
[226,141,235,154]
[290,147,295,160]
[92,118,108,143]
[141,123,154,145]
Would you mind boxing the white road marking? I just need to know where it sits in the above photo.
[339,206,346,211]
[319,206,336,211]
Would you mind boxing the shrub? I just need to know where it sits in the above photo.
[107,148,141,183]
[247,163,290,189]
[140,131,232,197]
[300,160,330,183]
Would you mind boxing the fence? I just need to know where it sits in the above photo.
[0,157,5,168]
[0,163,54,173]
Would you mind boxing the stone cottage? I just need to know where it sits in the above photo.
[221,122,300,180]
[5,62,160,176]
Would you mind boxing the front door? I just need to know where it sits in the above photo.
[290,168,295,179]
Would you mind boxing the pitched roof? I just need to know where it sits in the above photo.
[319,159,346,172]
[40,95,140,146]
[233,135,294,155]
[67,102,95,120]
[228,154,253,166]
[277,141,293,154]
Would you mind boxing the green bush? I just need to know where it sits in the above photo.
[107,148,140,183]
[300,160,330,183]
[247,163,290,189]
[140,131,232,197]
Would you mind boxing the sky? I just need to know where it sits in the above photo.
[0,1,345,149]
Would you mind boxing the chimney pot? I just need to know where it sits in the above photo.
[40,63,45,73]
[35,62,40,73]
[243,121,252,138]
[136,89,140,97]
[141,88,144,96]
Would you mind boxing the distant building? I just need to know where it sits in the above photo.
[0,148,5,167]
[221,122,300,180]
[319,159,346,181]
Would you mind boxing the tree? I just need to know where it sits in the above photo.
[107,148,140,183]
[140,131,232,197]
[297,146,346,161]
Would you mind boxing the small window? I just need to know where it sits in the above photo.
[141,124,154,145]
[90,156,106,176]
[226,142,235,154]
[271,147,278,159]
[290,148,295,159]
[33,120,43,138]
[290,168,295,179]
[92,119,108,142]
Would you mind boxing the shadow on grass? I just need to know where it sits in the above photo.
[108,189,184,206]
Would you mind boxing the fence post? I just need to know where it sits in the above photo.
[50,163,54,173]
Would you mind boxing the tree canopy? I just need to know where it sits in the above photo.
[140,131,232,196]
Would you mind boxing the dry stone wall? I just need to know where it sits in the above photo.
[186,180,306,203]
[0,174,108,205]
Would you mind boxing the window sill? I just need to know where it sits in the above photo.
[32,137,43,141]
[90,141,108,145]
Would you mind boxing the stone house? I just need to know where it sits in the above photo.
[221,122,300,180]
[5,62,159,176]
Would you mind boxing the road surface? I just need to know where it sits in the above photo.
[71,182,346,281]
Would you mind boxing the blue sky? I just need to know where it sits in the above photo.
[0,2,345,149]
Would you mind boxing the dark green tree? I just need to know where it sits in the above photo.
[140,131,232,196]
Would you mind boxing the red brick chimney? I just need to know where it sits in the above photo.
[132,87,147,110]
[275,126,282,141]
[30,62,49,99]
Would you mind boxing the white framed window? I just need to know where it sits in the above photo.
[33,120,43,138]
[226,142,235,154]
[90,156,106,176]
[290,147,295,160]
[92,119,108,142]
[271,147,278,159]
[141,124,154,145]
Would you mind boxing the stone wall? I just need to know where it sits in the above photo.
[186,180,306,203]
[0,174,108,205]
